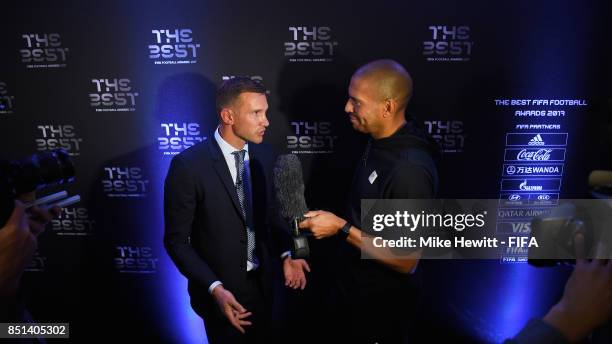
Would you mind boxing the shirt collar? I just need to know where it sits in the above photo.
[214,126,249,157]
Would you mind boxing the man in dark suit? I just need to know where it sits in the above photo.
[164,77,310,343]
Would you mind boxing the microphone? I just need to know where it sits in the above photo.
[273,154,310,259]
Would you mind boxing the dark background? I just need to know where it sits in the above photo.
[2,1,611,342]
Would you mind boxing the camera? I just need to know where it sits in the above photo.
[0,149,75,226]
[529,171,612,266]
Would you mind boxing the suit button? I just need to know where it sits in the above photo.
[240,262,246,269]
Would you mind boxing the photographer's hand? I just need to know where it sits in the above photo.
[543,234,612,342]
[19,191,61,235]
[0,201,37,298]
[26,204,61,236]
[0,196,61,299]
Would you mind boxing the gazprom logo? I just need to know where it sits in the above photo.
[519,180,542,191]
[501,178,561,192]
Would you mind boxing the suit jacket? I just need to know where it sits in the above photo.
[163,136,289,318]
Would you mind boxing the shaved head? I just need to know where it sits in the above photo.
[352,59,413,112]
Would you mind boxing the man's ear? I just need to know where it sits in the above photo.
[220,108,234,125]
[383,98,395,118]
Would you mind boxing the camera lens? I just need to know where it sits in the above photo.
[12,149,75,194]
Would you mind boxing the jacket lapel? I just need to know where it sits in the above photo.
[208,137,246,223]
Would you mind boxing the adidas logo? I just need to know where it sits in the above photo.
[528,134,545,146]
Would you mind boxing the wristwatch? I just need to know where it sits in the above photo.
[338,221,351,240]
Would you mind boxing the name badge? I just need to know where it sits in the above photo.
[368,170,378,184]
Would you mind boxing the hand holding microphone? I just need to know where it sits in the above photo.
[299,210,346,239]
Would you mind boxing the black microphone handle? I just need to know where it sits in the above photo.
[290,216,310,259]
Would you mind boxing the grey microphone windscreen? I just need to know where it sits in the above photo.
[273,154,308,219]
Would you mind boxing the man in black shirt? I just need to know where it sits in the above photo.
[299,59,439,343]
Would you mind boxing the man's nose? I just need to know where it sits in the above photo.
[344,99,352,113]
[262,114,269,127]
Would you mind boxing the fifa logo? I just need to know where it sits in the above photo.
[0,82,15,114]
[423,26,474,62]
[221,76,269,94]
[158,122,206,155]
[51,207,95,236]
[26,251,47,272]
[287,121,338,153]
[35,125,83,156]
[284,26,338,62]
[89,78,139,111]
[149,29,200,64]
[115,246,158,273]
[102,166,150,197]
[424,120,466,153]
[20,33,69,68]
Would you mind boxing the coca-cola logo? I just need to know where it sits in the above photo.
[517,149,552,161]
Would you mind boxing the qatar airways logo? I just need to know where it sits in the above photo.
[517,149,551,161]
